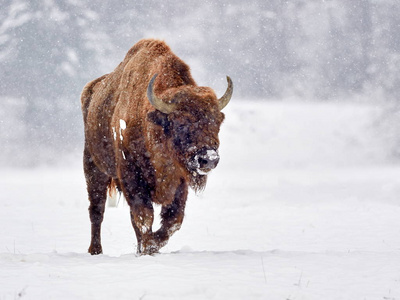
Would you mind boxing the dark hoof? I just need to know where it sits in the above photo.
[88,244,103,255]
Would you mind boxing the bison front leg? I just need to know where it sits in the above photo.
[84,148,111,255]
[128,197,156,255]
[120,164,157,255]
[153,179,188,250]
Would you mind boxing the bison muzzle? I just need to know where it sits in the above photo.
[81,39,232,255]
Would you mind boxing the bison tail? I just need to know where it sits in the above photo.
[107,179,122,207]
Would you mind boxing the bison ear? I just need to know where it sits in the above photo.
[147,110,171,136]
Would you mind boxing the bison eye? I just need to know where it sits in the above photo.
[177,124,190,135]
[173,124,193,147]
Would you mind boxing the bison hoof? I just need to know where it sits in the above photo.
[88,244,103,255]
[138,240,160,256]
[141,248,160,256]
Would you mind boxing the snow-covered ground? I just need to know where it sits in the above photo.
[1,101,400,299]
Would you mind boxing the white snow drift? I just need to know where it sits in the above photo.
[1,101,399,300]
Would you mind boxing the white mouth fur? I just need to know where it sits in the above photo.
[196,168,210,176]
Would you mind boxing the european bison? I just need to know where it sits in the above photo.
[81,39,232,255]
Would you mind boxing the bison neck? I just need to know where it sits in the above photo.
[149,150,187,206]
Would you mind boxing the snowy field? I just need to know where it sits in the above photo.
[1,101,400,299]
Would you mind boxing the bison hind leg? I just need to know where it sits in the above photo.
[84,148,111,255]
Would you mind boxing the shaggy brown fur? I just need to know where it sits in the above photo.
[81,39,231,255]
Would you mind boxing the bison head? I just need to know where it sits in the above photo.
[147,75,232,189]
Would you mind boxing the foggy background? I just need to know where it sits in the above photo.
[1,0,399,167]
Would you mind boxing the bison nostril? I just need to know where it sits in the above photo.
[196,150,220,170]
[189,148,220,174]
[198,157,209,168]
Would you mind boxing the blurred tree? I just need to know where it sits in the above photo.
[1,0,400,166]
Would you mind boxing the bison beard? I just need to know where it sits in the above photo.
[81,39,232,255]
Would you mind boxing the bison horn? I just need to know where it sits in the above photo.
[218,76,233,111]
[147,74,176,114]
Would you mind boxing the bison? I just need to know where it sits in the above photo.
[81,39,232,255]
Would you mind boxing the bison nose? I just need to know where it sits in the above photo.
[196,149,220,171]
